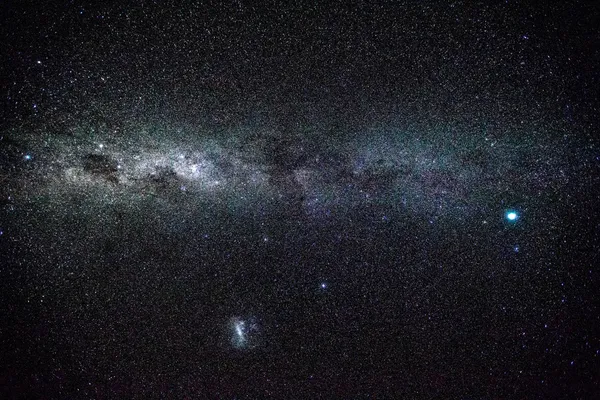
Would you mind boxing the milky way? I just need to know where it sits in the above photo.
[4,115,574,225]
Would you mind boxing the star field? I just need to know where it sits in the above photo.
[1,1,600,398]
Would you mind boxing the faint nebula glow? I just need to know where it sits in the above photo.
[231,318,247,348]
[229,316,261,350]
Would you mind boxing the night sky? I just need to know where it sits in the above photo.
[1,1,600,398]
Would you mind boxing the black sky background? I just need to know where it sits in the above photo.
[1,1,600,399]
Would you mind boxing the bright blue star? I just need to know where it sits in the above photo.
[505,210,519,222]
[320,282,327,289]
[23,154,32,161]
